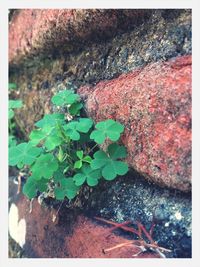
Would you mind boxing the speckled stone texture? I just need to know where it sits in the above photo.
[9,9,150,65]
[78,55,191,192]
[9,172,191,258]
[9,10,191,140]
[86,172,191,258]
[8,179,161,258]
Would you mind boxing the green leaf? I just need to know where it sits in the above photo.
[44,128,63,151]
[23,178,37,199]
[79,132,92,145]
[17,162,24,169]
[107,143,127,159]
[90,150,108,169]
[76,150,83,159]
[74,151,92,169]
[29,129,47,145]
[69,102,83,116]
[76,118,93,133]
[63,121,80,141]
[30,126,63,151]
[54,187,65,200]
[82,155,92,163]
[74,160,82,169]
[9,135,17,148]
[9,83,17,90]
[9,142,42,166]
[9,109,14,119]
[90,144,128,180]
[9,100,23,120]
[51,90,80,106]
[102,161,128,180]
[37,179,48,192]
[35,113,65,128]
[90,119,124,144]
[54,178,79,200]
[23,176,48,199]
[73,164,101,186]
[53,163,68,182]
[31,153,59,180]
[9,100,23,109]
[57,146,64,162]
[63,118,93,141]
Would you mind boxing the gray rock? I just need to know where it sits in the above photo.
[85,170,191,258]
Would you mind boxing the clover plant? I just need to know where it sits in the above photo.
[9,87,129,200]
[8,83,23,148]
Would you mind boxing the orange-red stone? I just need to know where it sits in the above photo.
[78,55,192,192]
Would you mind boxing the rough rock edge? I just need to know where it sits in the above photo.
[78,55,191,192]
[9,9,151,65]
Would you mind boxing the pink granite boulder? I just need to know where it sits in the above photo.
[78,55,192,192]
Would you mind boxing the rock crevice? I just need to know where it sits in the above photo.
[9,9,192,258]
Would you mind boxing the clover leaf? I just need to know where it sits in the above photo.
[76,118,93,133]
[29,129,47,145]
[91,143,128,180]
[107,143,127,159]
[73,164,101,186]
[52,162,69,183]
[23,176,48,199]
[30,125,63,151]
[74,151,83,169]
[9,135,17,148]
[63,118,93,141]
[51,90,80,106]
[76,150,84,159]
[74,150,92,169]
[35,113,65,128]
[82,156,92,163]
[57,146,64,162]
[74,160,82,169]
[9,100,23,119]
[69,102,83,116]
[10,85,129,203]
[54,178,80,200]
[9,142,42,167]
[31,153,58,180]
[9,83,17,91]
[90,119,124,144]
[53,169,66,182]
[9,109,14,119]
[9,100,23,109]
[63,121,80,140]
[43,128,63,151]
[29,126,53,145]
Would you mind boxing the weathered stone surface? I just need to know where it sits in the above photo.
[85,171,191,258]
[9,9,150,65]
[8,178,161,258]
[9,170,191,258]
[9,10,191,138]
[78,55,191,192]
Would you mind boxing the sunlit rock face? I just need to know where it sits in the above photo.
[78,55,191,192]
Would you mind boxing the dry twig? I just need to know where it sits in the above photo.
[94,216,171,258]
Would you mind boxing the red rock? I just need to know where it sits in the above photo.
[78,55,192,192]
[9,9,150,65]
[67,215,160,258]
[9,182,160,258]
